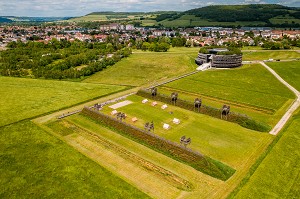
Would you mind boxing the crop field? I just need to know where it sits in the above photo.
[0,121,149,198]
[233,109,300,199]
[162,64,294,117]
[242,50,300,61]
[83,48,198,86]
[0,76,126,126]
[267,61,300,91]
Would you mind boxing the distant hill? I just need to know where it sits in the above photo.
[158,4,300,28]
[185,4,300,23]
[0,16,71,23]
[0,17,12,23]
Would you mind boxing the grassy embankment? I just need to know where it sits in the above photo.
[0,76,126,127]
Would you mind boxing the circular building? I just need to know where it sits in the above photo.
[195,48,242,68]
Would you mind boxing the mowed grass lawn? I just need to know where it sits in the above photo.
[83,48,198,86]
[101,95,272,169]
[164,64,294,112]
[0,121,150,198]
[267,61,300,91]
[234,110,300,199]
[242,50,300,61]
[0,76,126,126]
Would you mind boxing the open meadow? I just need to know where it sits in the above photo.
[83,48,198,86]
[0,121,149,198]
[267,61,300,91]
[233,109,300,199]
[242,50,300,61]
[0,76,126,127]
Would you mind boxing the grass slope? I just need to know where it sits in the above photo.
[83,48,198,86]
[164,64,294,112]
[0,76,126,126]
[233,110,300,198]
[242,51,300,61]
[0,121,149,198]
[267,61,300,91]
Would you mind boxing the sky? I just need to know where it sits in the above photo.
[0,0,299,17]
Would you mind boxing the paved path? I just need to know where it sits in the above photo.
[149,70,199,89]
[259,61,300,135]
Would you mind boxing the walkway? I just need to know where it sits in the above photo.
[259,61,300,135]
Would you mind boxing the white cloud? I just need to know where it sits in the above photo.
[0,0,298,17]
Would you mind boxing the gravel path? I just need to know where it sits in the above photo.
[260,61,300,135]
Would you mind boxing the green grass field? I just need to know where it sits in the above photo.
[242,51,300,61]
[83,48,198,86]
[163,64,294,113]
[269,15,300,24]
[233,109,300,198]
[0,76,126,127]
[99,95,271,168]
[159,15,267,27]
[0,121,149,198]
[68,15,108,22]
[267,61,300,91]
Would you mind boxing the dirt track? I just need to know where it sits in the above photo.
[260,61,300,135]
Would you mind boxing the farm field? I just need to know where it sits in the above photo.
[83,48,198,86]
[233,109,300,199]
[163,64,294,117]
[242,50,300,61]
[0,76,126,127]
[0,121,149,198]
[267,61,300,91]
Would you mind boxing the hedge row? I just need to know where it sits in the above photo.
[81,107,235,181]
[137,89,270,132]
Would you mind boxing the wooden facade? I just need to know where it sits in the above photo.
[195,53,242,68]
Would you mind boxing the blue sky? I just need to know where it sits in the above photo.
[0,0,299,17]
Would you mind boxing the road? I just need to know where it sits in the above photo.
[259,61,300,135]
